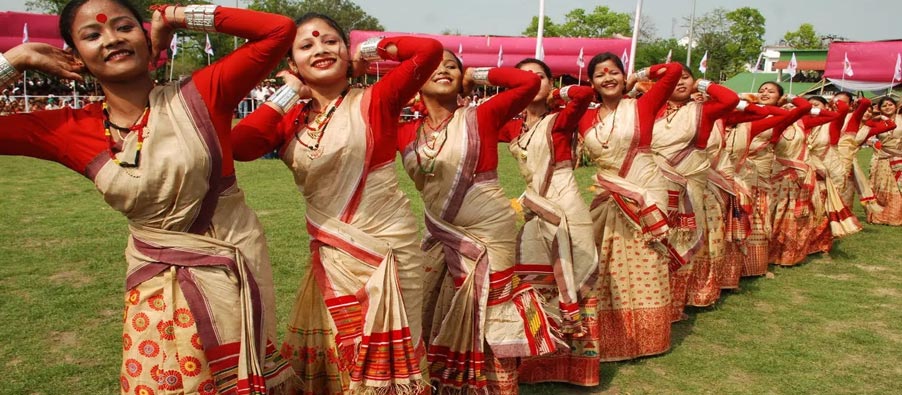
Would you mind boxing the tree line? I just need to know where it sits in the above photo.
[25,0,833,82]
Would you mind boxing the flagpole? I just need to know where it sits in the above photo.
[627,0,643,75]
[23,70,29,112]
[578,66,582,86]
[535,0,545,59]
[169,52,175,81]
[686,0,696,67]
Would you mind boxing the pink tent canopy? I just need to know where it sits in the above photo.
[1,11,166,64]
[350,30,631,78]
[825,40,902,92]
[0,11,64,51]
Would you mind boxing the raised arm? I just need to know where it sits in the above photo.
[368,36,444,123]
[230,104,294,161]
[844,97,871,133]
[551,85,595,136]
[179,6,295,117]
[865,118,897,139]
[550,85,594,161]
[801,108,841,130]
[475,67,542,133]
[723,102,769,127]
[828,99,850,145]
[769,96,812,143]
[749,106,789,138]
[696,82,740,148]
[636,63,682,143]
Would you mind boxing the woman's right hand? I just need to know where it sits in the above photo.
[4,43,84,81]
[276,70,312,100]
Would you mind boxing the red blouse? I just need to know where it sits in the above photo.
[843,97,871,134]
[498,85,595,163]
[398,67,540,173]
[828,99,850,145]
[687,84,740,149]
[577,63,683,147]
[864,118,898,139]
[232,36,443,168]
[722,103,770,128]
[801,108,841,131]
[0,7,295,178]
[768,97,813,143]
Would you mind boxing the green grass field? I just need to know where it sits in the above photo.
[0,147,900,394]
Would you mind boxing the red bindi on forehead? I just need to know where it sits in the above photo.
[96,13,108,23]
[312,30,320,37]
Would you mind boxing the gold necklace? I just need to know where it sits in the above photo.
[516,112,548,160]
[594,105,618,149]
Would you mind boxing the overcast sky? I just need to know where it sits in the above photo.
[3,0,900,45]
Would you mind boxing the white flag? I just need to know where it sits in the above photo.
[577,47,585,69]
[620,48,629,69]
[22,23,29,43]
[787,53,798,78]
[457,43,463,63]
[843,52,854,77]
[497,45,504,67]
[893,53,901,82]
[169,33,178,57]
[204,34,214,56]
[698,51,708,73]
[665,49,672,64]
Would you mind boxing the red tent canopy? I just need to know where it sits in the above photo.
[350,30,631,78]
[825,40,902,92]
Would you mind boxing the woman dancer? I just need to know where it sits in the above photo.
[576,53,681,361]
[867,97,902,225]
[765,95,823,266]
[231,16,443,394]
[803,96,861,254]
[649,64,739,313]
[498,58,599,387]
[726,82,799,275]
[711,101,770,290]
[398,51,557,394]
[836,97,896,212]
[0,1,296,393]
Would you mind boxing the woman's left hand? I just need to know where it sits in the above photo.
[149,7,178,66]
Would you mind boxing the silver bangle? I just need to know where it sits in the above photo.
[559,85,572,102]
[268,85,300,113]
[636,67,650,81]
[358,37,384,62]
[184,5,218,32]
[736,100,749,111]
[0,53,22,88]
[471,67,491,85]
[697,79,711,95]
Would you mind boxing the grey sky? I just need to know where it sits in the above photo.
[3,0,900,45]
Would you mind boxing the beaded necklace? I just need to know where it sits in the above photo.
[664,102,685,128]
[593,104,618,149]
[414,111,456,176]
[103,102,150,169]
[515,112,548,160]
[294,88,349,159]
